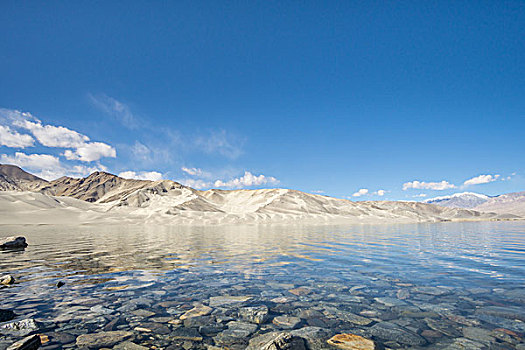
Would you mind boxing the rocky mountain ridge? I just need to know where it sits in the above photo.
[0,164,521,225]
[424,191,525,216]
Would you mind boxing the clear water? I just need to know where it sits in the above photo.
[1,222,524,349]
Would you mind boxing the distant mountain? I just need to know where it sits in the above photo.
[0,163,521,224]
[424,190,525,217]
[0,164,49,191]
[424,192,490,209]
[474,191,525,217]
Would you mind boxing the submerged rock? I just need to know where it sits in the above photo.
[374,297,407,307]
[180,304,213,320]
[411,286,450,296]
[273,316,302,329]
[6,334,41,350]
[246,331,306,350]
[290,327,333,349]
[369,321,426,346]
[226,321,258,336]
[0,236,28,249]
[476,306,525,321]
[170,327,203,341]
[0,310,15,322]
[209,295,252,307]
[113,341,149,350]
[75,331,133,348]
[326,333,375,350]
[1,275,15,285]
[0,319,39,336]
[238,305,269,324]
[462,327,496,344]
[288,287,313,296]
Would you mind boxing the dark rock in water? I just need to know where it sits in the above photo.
[183,315,214,328]
[138,322,170,335]
[462,327,496,344]
[476,306,525,322]
[199,324,224,336]
[424,317,462,337]
[103,317,125,331]
[0,310,15,322]
[170,327,203,341]
[273,316,302,330]
[225,321,258,336]
[476,314,525,333]
[47,332,76,345]
[369,322,427,346]
[113,341,148,350]
[1,275,15,285]
[56,281,65,288]
[6,334,41,350]
[411,286,450,296]
[238,305,269,324]
[290,327,333,349]
[246,331,306,350]
[0,319,39,337]
[75,331,133,348]
[0,236,28,249]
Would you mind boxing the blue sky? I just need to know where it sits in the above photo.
[0,1,524,200]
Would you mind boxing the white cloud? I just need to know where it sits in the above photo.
[214,171,279,189]
[181,167,203,176]
[413,193,427,198]
[374,189,386,196]
[36,164,108,181]
[70,164,108,177]
[63,142,116,162]
[181,167,212,178]
[89,94,138,129]
[15,119,90,148]
[0,125,35,148]
[6,109,116,162]
[403,180,455,191]
[132,141,151,160]
[0,151,109,180]
[463,174,500,186]
[179,178,212,190]
[311,190,325,194]
[0,152,61,170]
[352,188,369,197]
[195,129,244,159]
[118,171,163,181]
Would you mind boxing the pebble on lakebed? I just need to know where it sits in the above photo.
[1,275,15,285]
[327,333,375,350]
[6,334,41,350]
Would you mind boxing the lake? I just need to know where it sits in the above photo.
[1,222,525,349]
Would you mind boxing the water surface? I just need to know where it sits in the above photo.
[1,222,524,349]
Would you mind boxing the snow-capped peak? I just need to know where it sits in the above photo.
[423,192,489,203]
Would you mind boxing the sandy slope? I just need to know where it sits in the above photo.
[0,165,521,225]
[0,191,104,224]
[0,189,516,226]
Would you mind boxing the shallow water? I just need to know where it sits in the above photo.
[1,222,525,349]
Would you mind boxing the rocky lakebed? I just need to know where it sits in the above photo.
[1,222,525,349]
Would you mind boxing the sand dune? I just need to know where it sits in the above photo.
[0,164,520,225]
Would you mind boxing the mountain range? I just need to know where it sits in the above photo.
[424,191,525,216]
[0,164,522,225]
